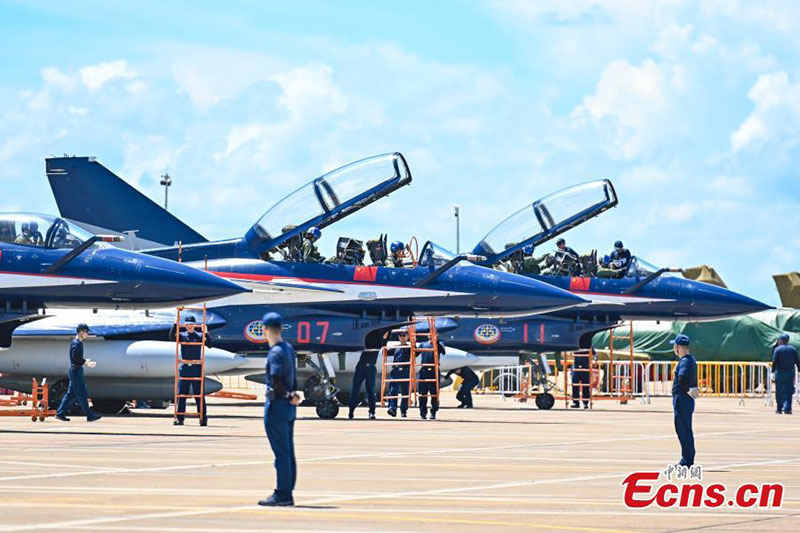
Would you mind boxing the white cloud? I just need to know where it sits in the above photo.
[79,60,137,91]
[41,67,75,91]
[271,64,348,119]
[572,59,687,160]
[731,71,800,151]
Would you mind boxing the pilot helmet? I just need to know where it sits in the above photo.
[556,238,566,246]
[21,222,31,233]
[614,240,624,249]
[29,221,38,231]
[390,240,404,254]
[522,244,534,255]
[307,226,321,240]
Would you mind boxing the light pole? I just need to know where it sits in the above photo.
[454,205,460,254]
[160,172,172,211]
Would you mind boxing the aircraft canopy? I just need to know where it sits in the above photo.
[0,213,103,250]
[248,153,411,253]
[473,179,617,264]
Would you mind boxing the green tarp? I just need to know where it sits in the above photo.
[592,309,800,362]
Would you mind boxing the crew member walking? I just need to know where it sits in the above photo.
[348,350,378,419]
[772,333,800,415]
[259,312,301,507]
[171,315,211,426]
[671,334,698,466]
[56,324,102,422]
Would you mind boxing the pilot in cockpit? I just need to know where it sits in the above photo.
[301,226,325,263]
[15,221,44,246]
[389,241,406,267]
[597,240,632,278]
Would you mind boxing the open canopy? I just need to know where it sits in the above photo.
[0,213,103,250]
[246,153,412,254]
[472,180,617,265]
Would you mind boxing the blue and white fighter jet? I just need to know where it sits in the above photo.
[0,213,247,347]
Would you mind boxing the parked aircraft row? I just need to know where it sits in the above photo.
[0,152,770,417]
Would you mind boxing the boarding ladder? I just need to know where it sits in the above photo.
[173,305,208,423]
[380,317,441,407]
[0,378,56,422]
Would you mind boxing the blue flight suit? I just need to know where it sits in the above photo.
[672,353,698,466]
[772,344,800,414]
[418,342,442,418]
[571,352,591,407]
[57,338,99,419]
[173,328,209,424]
[349,351,378,416]
[452,366,479,408]
[387,347,411,415]
[264,341,298,499]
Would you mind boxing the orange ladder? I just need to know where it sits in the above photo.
[380,317,441,407]
[0,378,56,422]
[607,322,635,403]
[173,305,208,423]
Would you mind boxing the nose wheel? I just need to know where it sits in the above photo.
[535,392,555,410]
[315,399,340,419]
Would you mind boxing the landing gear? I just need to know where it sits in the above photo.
[535,392,555,410]
[300,353,341,419]
[91,399,128,415]
[48,379,68,410]
[315,399,340,419]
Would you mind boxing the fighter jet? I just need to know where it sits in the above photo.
[0,212,247,347]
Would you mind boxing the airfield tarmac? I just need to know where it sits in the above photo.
[0,393,798,532]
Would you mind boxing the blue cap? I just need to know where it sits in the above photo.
[670,334,690,346]
[76,323,90,333]
[184,315,196,323]
[262,312,283,328]
[779,333,790,341]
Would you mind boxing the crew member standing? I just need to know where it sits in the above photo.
[571,349,593,409]
[671,334,698,466]
[772,333,800,415]
[446,366,480,408]
[56,324,102,422]
[259,312,301,507]
[387,329,411,417]
[348,350,378,420]
[171,315,211,426]
[418,338,443,419]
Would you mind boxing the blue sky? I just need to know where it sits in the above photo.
[1,1,799,305]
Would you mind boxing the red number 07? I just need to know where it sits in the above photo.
[296,321,329,344]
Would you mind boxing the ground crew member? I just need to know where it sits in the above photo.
[446,366,480,408]
[418,339,443,419]
[301,226,324,262]
[671,334,698,466]
[571,348,593,409]
[170,315,210,426]
[55,324,102,422]
[389,240,405,267]
[259,312,301,507]
[348,350,378,419]
[387,329,411,417]
[772,333,800,414]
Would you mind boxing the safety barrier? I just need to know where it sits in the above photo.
[644,361,774,405]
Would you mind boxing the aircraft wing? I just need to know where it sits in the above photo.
[12,309,227,340]
[472,180,618,266]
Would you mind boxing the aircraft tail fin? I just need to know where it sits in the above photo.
[45,156,207,248]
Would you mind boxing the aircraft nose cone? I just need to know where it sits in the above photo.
[493,270,587,313]
[137,257,248,304]
[693,282,772,317]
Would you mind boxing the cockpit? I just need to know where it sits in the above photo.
[0,214,100,250]
[249,153,412,255]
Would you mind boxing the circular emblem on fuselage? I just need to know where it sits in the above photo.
[244,320,269,344]
[474,323,501,344]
